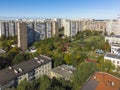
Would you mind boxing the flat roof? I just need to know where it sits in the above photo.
[0,55,51,85]
[0,49,6,54]
[52,64,75,79]
[81,72,120,90]
[105,35,120,38]
[111,44,120,47]
[105,53,120,59]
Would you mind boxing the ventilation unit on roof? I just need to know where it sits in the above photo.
[14,69,18,74]
[111,81,115,87]
[93,76,96,79]
[58,66,60,69]
[61,68,65,70]
[8,66,12,70]
[34,57,38,60]
[40,59,44,63]
[37,60,41,64]
[18,68,23,72]
[68,70,73,74]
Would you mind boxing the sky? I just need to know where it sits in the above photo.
[0,0,120,19]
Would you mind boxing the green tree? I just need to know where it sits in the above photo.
[38,75,51,90]
[17,79,32,90]
[12,53,29,64]
[73,63,99,90]
[64,54,71,65]
[98,59,115,73]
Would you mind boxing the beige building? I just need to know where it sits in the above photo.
[51,64,75,81]
[0,55,52,90]
[104,52,120,67]
[79,19,106,32]
[105,35,120,45]
[17,22,28,51]
[51,21,58,37]
[106,19,120,35]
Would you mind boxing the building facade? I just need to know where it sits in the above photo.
[0,20,17,37]
[104,44,120,67]
[105,35,120,45]
[27,21,35,46]
[46,21,52,38]
[17,22,28,51]
[106,19,120,35]
[51,64,75,81]
[0,55,52,90]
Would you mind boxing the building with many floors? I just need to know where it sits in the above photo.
[46,21,52,38]
[17,22,28,51]
[0,20,17,37]
[0,55,52,90]
[64,20,78,37]
[34,21,46,40]
[106,19,120,35]
[27,21,35,46]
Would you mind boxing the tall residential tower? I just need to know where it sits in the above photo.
[17,22,28,51]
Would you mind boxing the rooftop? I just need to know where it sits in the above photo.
[106,35,120,38]
[0,49,6,54]
[105,52,120,60]
[52,64,75,79]
[81,72,120,90]
[112,44,120,47]
[0,55,51,85]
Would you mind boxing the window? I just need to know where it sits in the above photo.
[113,60,115,63]
[117,61,119,64]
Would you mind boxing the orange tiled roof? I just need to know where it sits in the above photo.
[82,72,120,90]
[94,72,120,90]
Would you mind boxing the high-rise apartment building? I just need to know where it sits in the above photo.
[0,20,17,37]
[64,20,70,37]
[51,21,58,37]
[79,19,106,32]
[8,21,17,37]
[63,20,78,37]
[46,21,52,38]
[27,21,35,46]
[34,21,46,41]
[17,22,28,51]
[106,19,120,35]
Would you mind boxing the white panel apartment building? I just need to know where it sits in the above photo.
[34,21,46,40]
[46,21,52,38]
[104,44,120,67]
[64,20,78,37]
[106,19,120,35]
[0,20,17,37]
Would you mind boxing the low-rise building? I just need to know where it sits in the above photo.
[105,35,120,45]
[104,43,120,67]
[51,64,75,81]
[104,52,120,67]
[111,44,120,54]
[0,55,52,90]
[81,72,120,90]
